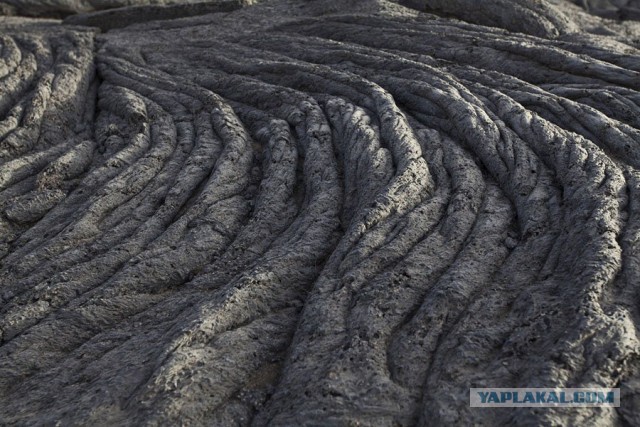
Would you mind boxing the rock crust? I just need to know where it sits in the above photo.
[0,0,639,425]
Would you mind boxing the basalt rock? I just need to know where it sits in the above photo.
[0,0,237,19]
[0,0,639,425]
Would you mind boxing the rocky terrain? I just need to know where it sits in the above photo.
[1,0,639,425]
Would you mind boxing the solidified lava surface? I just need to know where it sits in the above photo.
[1,0,640,425]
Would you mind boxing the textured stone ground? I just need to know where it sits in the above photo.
[1,0,640,425]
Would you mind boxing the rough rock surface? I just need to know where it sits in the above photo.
[0,0,639,425]
[575,0,640,20]
[0,0,228,18]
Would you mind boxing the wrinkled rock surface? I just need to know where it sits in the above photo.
[0,0,639,425]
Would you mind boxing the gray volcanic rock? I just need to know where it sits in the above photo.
[575,0,640,20]
[62,0,248,31]
[0,0,222,18]
[400,0,579,37]
[0,0,639,425]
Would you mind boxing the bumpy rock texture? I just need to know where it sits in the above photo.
[0,0,234,18]
[575,0,640,20]
[1,0,640,425]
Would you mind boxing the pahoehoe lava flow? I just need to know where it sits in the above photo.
[1,0,640,425]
